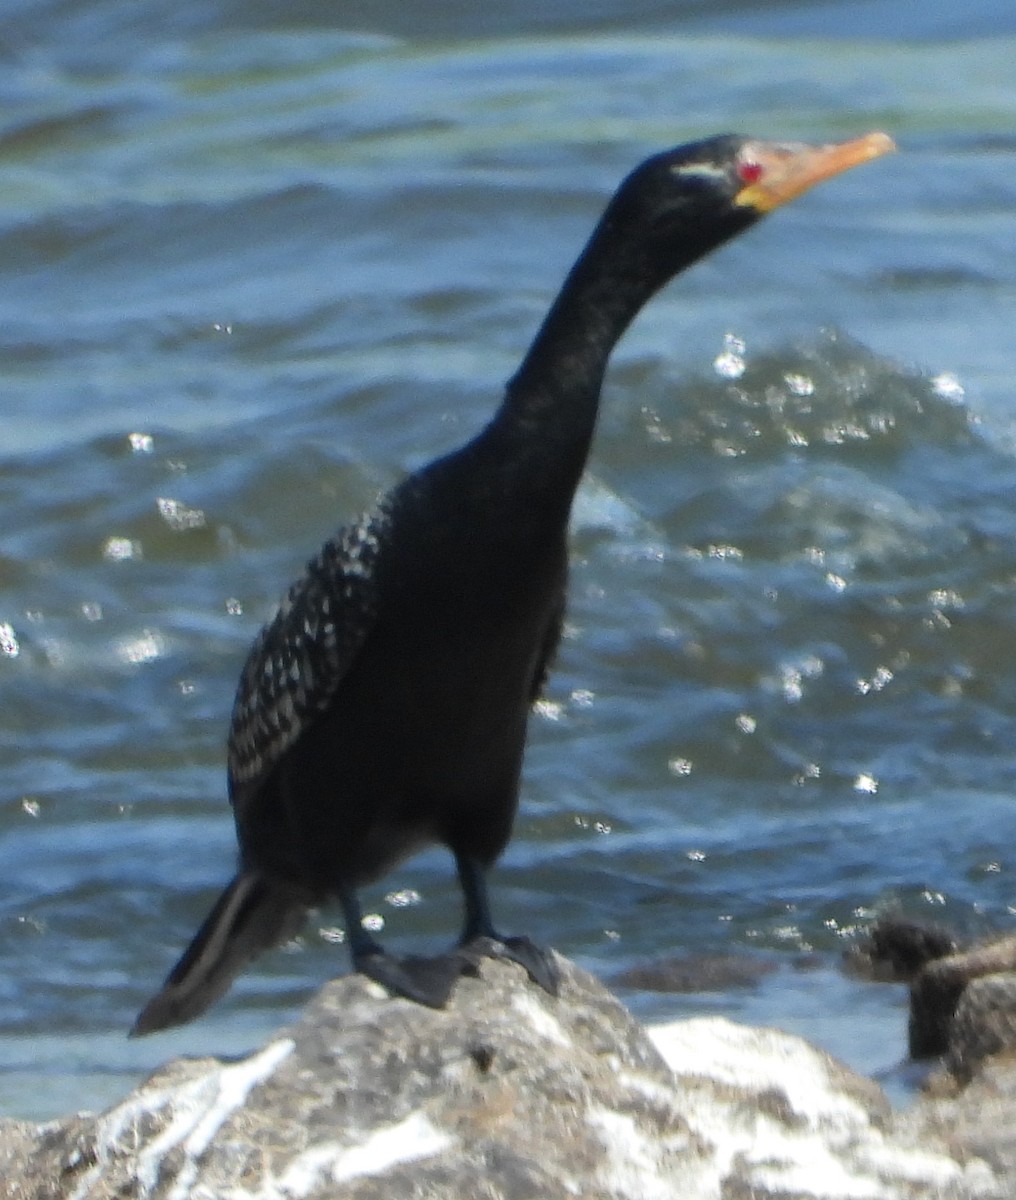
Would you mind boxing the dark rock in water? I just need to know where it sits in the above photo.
[909,933,1016,1069]
[0,955,1005,1199]
[846,914,958,983]
[849,915,1016,1089]
[613,951,778,993]
[901,934,1016,1189]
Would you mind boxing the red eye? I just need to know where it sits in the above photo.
[737,160,764,185]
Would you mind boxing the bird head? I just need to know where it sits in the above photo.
[605,131,895,284]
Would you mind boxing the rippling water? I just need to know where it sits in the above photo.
[2,0,1016,1118]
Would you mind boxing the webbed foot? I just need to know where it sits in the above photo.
[462,934,560,997]
[354,948,470,1009]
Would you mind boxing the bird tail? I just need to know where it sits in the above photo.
[130,872,307,1037]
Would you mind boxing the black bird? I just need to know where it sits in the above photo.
[132,131,893,1035]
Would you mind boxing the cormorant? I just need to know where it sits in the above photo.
[132,131,893,1035]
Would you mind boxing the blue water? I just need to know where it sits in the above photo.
[1,0,1015,1118]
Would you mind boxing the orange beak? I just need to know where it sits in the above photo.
[734,131,896,213]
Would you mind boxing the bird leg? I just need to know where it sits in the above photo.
[339,888,466,1009]
[455,853,560,996]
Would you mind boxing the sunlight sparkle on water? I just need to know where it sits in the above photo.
[775,655,823,703]
[707,544,743,562]
[780,669,804,703]
[157,497,206,532]
[713,333,746,379]
[931,372,965,403]
[117,629,164,665]
[783,372,814,397]
[103,536,140,562]
[641,406,673,444]
[928,588,964,611]
[856,666,894,695]
[822,421,870,445]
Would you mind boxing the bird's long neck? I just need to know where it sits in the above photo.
[506,221,659,449]
[477,211,673,511]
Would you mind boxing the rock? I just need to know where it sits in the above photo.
[0,955,1005,1199]
[611,951,778,993]
[840,918,1016,1188]
[845,914,958,984]
[909,933,1016,1066]
[901,1049,1016,1184]
[843,915,1016,1080]
[948,973,1016,1082]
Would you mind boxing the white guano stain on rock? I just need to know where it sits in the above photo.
[11,960,1003,1200]
[587,1105,695,1200]
[69,1037,294,1200]
[650,1016,869,1126]
[510,989,572,1048]
[274,1113,456,1197]
[648,1016,988,1199]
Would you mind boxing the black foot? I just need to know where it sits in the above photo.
[355,949,470,1009]
[463,934,560,997]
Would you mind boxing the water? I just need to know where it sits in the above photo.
[2,0,1016,1119]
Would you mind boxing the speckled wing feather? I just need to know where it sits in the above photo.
[227,503,390,791]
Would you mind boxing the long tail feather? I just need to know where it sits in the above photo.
[130,873,306,1036]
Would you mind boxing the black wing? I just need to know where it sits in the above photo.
[227,502,391,792]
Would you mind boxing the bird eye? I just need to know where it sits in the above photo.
[737,160,764,185]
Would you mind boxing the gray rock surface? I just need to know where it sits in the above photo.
[0,955,1007,1199]
[902,1053,1016,1187]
